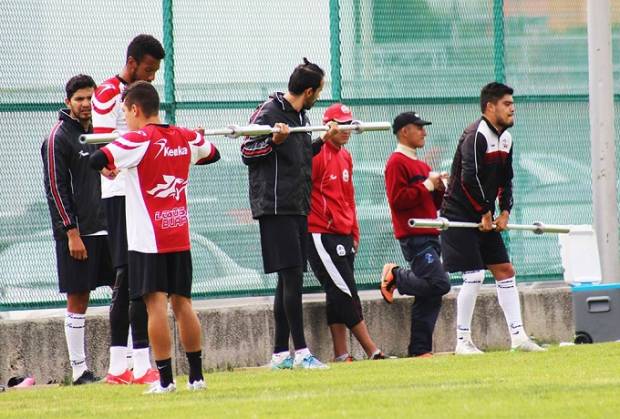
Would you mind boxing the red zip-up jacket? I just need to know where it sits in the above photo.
[385,148,443,239]
[308,141,360,243]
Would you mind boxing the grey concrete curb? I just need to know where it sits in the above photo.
[0,285,573,384]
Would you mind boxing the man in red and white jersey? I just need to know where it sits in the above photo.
[307,103,384,362]
[92,34,165,385]
[90,81,220,394]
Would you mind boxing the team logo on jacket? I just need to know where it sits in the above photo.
[154,138,189,159]
[342,169,349,182]
[147,175,188,200]
[425,252,434,264]
[336,244,346,256]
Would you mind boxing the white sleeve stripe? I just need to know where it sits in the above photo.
[92,95,118,109]
[115,137,148,146]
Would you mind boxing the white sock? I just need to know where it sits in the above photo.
[294,347,311,362]
[496,277,527,347]
[132,348,151,379]
[456,270,485,342]
[64,311,87,381]
[335,353,350,362]
[126,328,133,369]
[108,346,127,376]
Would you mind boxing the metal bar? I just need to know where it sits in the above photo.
[329,0,342,101]
[162,0,177,124]
[587,0,619,283]
[493,0,506,83]
[80,121,392,144]
[408,218,572,234]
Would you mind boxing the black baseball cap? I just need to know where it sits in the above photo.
[392,112,432,134]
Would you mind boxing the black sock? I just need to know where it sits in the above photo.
[155,358,173,387]
[186,351,203,383]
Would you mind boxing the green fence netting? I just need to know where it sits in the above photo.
[1,0,619,309]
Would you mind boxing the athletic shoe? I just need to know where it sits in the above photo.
[333,355,354,363]
[187,379,207,391]
[7,376,35,388]
[511,339,547,352]
[294,355,329,369]
[105,369,133,385]
[73,370,100,385]
[415,353,433,359]
[371,351,386,360]
[144,382,176,394]
[270,354,294,370]
[455,340,484,355]
[132,368,160,385]
[380,263,398,304]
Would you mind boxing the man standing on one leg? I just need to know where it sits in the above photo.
[92,34,165,384]
[241,58,338,370]
[90,81,220,393]
[380,112,451,358]
[307,103,385,362]
[42,74,115,384]
[440,82,545,355]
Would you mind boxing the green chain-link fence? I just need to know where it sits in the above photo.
[1,0,619,309]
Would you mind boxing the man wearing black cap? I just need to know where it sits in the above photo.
[379,112,451,358]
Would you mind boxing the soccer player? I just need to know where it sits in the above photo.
[90,81,220,393]
[440,82,545,354]
[241,58,338,369]
[91,34,165,384]
[307,103,384,362]
[41,74,114,384]
[380,112,451,358]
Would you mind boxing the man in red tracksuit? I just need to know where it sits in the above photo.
[307,103,384,362]
[380,111,451,357]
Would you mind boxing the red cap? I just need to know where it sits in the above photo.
[322,103,353,124]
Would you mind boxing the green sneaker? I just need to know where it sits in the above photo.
[270,354,294,370]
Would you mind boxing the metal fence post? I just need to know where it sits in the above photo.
[163,0,176,124]
[493,0,506,84]
[330,0,342,101]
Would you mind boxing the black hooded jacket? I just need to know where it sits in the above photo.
[41,110,107,240]
[241,92,323,218]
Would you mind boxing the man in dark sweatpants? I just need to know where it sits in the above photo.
[380,111,451,357]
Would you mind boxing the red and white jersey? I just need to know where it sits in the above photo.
[92,76,128,198]
[100,124,218,253]
[308,141,360,243]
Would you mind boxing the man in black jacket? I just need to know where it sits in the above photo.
[441,82,545,355]
[241,58,338,369]
[41,74,115,384]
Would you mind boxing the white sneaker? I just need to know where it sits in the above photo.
[293,354,329,369]
[511,339,547,352]
[455,339,484,355]
[144,382,176,394]
[187,379,207,391]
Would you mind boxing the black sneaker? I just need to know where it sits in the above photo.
[73,370,100,385]
[371,351,386,360]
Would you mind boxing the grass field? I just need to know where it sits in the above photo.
[2,343,620,419]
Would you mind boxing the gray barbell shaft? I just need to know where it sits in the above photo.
[79,121,392,144]
[408,217,571,234]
